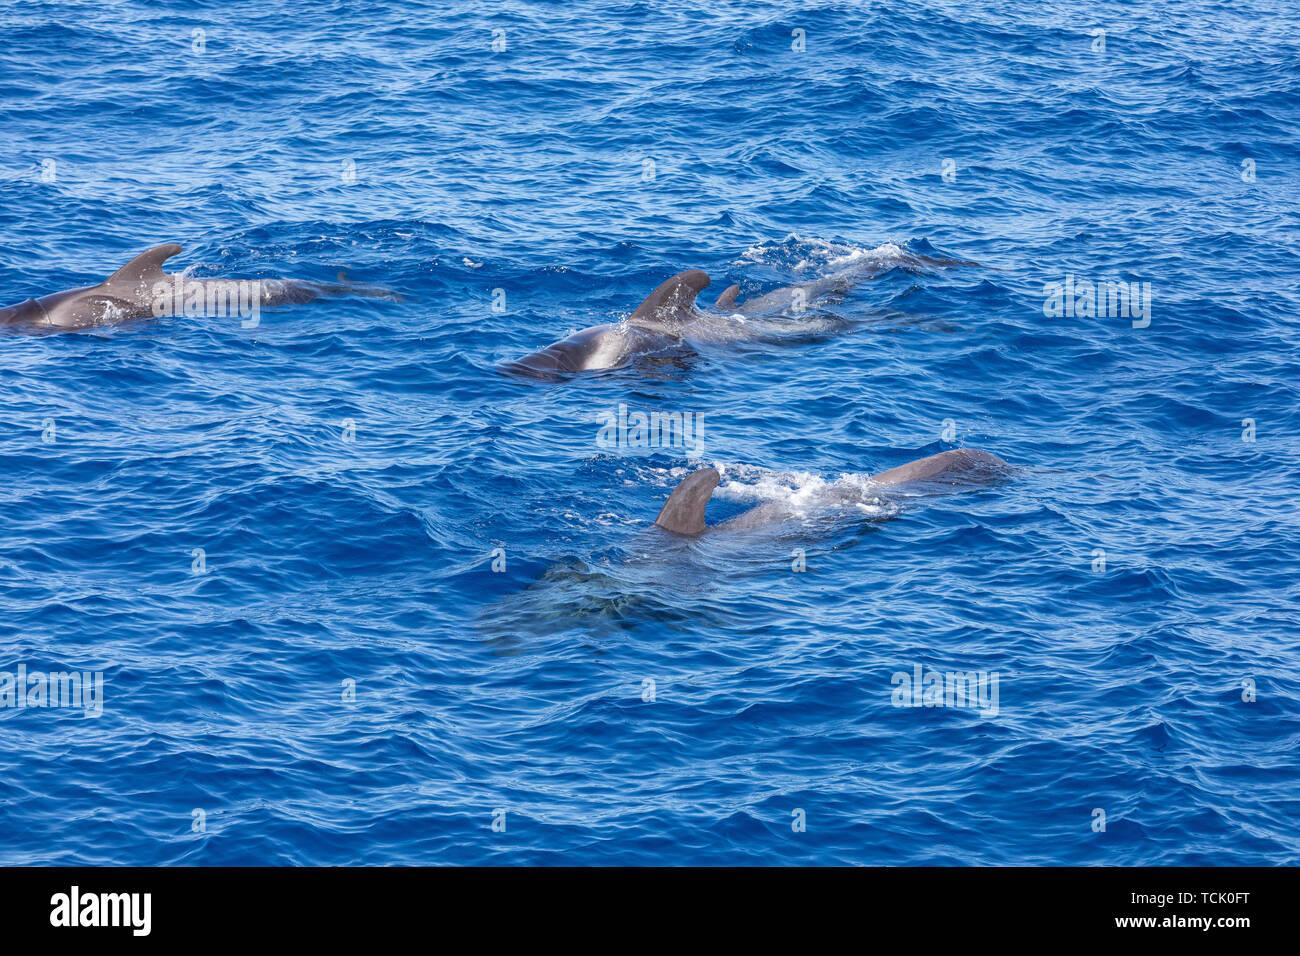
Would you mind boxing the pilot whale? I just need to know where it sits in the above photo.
[501,248,976,379]
[0,243,394,331]
[500,269,712,378]
[653,449,1010,535]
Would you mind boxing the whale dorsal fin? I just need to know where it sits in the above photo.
[629,269,710,329]
[713,284,740,310]
[654,467,720,535]
[105,244,183,286]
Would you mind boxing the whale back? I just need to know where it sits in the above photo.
[654,467,720,535]
[869,449,1009,489]
[0,299,48,327]
[628,269,710,331]
[24,244,184,328]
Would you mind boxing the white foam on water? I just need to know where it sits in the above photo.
[738,234,917,277]
[714,464,894,519]
[645,460,896,521]
[826,241,911,271]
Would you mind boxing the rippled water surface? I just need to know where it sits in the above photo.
[1,0,1298,865]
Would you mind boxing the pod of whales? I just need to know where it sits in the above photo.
[0,243,393,331]
[5,238,1007,566]
[654,449,1010,535]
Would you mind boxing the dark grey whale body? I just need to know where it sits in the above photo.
[0,243,393,332]
[654,449,1010,535]
[500,269,713,378]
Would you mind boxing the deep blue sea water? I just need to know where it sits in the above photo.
[0,0,1297,865]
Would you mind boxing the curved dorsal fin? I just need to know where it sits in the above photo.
[654,467,720,535]
[105,244,183,286]
[628,269,709,328]
[713,284,740,310]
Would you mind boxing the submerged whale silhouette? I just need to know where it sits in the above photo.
[654,449,1010,535]
[0,244,394,331]
[501,249,975,379]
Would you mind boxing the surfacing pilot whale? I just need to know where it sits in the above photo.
[0,243,394,332]
[653,449,1010,535]
[501,248,975,379]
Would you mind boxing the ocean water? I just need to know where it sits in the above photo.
[1,0,1297,866]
